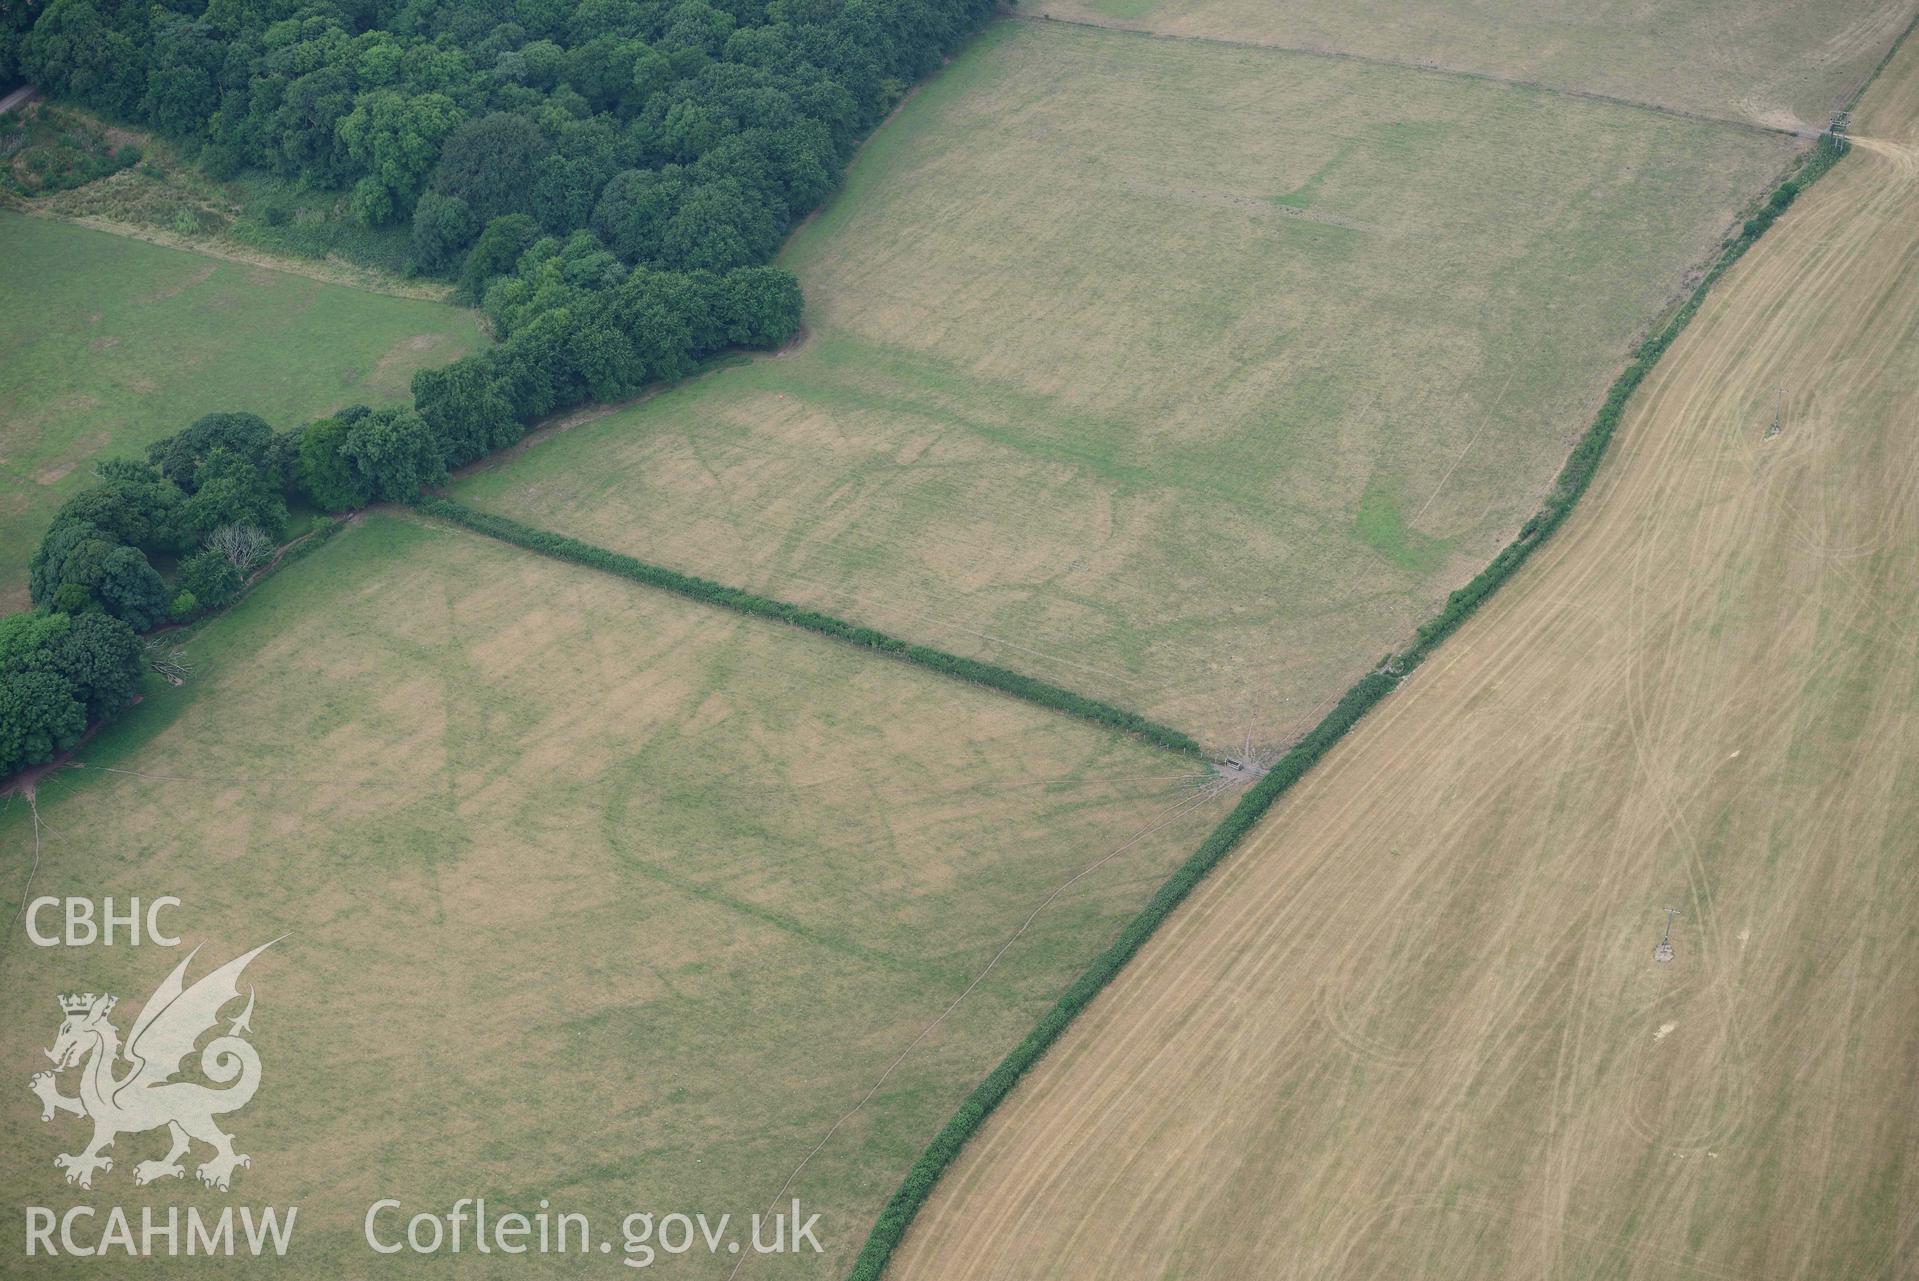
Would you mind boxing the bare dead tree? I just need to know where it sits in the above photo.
[145,639,192,685]
[207,522,270,571]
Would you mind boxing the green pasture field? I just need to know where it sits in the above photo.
[1025,0,1910,129]
[0,513,1230,1277]
[0,212,484,610]
[458,19,1796,749]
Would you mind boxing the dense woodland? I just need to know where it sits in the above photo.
[1,0,988,273]
[0,0,996,777]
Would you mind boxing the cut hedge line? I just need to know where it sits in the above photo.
[847,670,1396,1278]
[416,498,1204,757]
[1396,132,1848,673]
[845,130,1859,1281]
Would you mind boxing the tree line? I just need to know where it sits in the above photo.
[1,0,993,286]
[1,0,996,781]
[7,254,796,779]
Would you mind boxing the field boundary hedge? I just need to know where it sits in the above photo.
[1395,131,1847,671]
[845,124,1867,1281]
[417,498,1204,757]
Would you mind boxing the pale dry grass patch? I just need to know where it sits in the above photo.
[463,21,1797,748]
[0,512,1230,1277]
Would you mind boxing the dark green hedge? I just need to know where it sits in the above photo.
[845,133,1858,1281]
[1398,133,1847,674]
[845,668,1395,1280]
[418,499,1203,757]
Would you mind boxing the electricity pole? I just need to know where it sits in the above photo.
[1654,907,1680,964]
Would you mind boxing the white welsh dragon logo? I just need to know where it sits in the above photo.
[29,940,277,1191]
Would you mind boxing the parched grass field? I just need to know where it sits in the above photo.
[892,37,1919,1281]
[1028,0,1913,130]
[0,213,484,610]
[0,513,1230,1276]
[459,19,1797,750]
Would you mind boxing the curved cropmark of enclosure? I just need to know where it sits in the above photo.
[886,31,1919,1281]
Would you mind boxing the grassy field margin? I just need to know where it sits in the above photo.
[844,113,1874,1281]
[416,498,1205,756]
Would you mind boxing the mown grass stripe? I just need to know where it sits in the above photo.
[415,498,1205,758]
[846,126,1860,1281]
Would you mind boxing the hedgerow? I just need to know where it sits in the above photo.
[418,498,1205,757]
[1397,133,1846,673]
[845,129,1860,1281]
[2,0,1003,782]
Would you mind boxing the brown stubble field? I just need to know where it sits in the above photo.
[1025,0,1914,131]
[891,32,1919,1281]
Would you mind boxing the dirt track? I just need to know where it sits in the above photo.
[890,35,1919,1281]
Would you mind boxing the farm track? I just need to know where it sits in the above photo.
[0,204,459,302]
[1015,14,1803,138]
[888,33,1919,1281]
